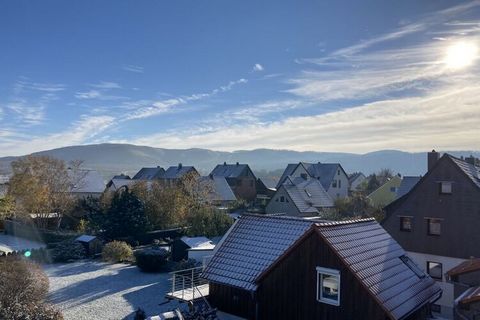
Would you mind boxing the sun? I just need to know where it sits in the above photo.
[444,41,478,69]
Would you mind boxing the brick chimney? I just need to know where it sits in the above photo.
[178,163,182,169]
[428,150,440,171]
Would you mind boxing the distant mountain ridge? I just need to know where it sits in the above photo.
[0,143,478,180]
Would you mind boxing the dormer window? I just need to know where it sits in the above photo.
[316,267,340,306]
[440,182,452,194]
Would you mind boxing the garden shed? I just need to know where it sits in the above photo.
[171,236,215,262]
[75,235,103,256]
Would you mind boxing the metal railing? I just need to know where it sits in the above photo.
[169,266,210,306]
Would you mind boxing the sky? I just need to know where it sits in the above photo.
[1,0,480,156]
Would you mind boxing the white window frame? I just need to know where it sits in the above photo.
[316,267,340,306]
[440,181,452,194]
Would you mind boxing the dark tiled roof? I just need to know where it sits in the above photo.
[396,176,421,199]
[69,169,105,193]
[132,167,165,180]
[447,258,480,277]
[210,163,252,178]
[348,172,365,184]
[282,177,334,212]
[202,215,314,290]
[199,176,237,202]
[203,215,441,320]
[303,162,341,190]
[449,155,480,188]
[319,220,441,320]
[276,163,299,188]
[163,165,197,179]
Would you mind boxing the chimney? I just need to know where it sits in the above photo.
[428,150,440,171]
[223,161,227,166]
[178,163,182,169]
[236,162,239,166]
[300,173,308,180]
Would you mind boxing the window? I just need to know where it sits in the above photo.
[338,180,341,188]
[316,267,340,306]
[280,196,285,202]
[332,180,337,188]
[440,182,452,194]
[305,190,312,197]
[390,186,397,192]
[427,218,441,236]
[427,262,443,280]
[400,217,412,232]
[400,255,426,278]
[337,170,340,176]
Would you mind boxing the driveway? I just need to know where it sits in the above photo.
[44,261,184,320]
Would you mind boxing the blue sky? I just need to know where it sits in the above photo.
[1,0,480,156]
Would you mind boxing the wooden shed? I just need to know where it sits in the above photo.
[75,235,103,256]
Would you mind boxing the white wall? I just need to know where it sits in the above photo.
[407,251,467,319]
[188,249,215,262]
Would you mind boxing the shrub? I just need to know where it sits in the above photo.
[51,239,86,262]
[0,257,63,320]
[135,248,169,272]
[173,258,201,271]
[102,241,133,263]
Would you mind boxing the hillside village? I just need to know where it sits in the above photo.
[0,149,479,320]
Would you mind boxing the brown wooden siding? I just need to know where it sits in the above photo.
[208,282,256,319]
[257,232,389,320]
[383,156,480,259]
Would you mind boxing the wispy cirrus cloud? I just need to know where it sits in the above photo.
[90,81,122,89]
[14,79,66,93]
[0,115,115,156]
[123,78,247,120]
[122,64,144,73]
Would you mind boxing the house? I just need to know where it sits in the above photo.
[198,175,237,208]
[254,178,276,209]
[276,162,349,200]
[210,162,257,202]
[382,151,480,318]
[446,259,480,320]
[0,174,9,197]
[171,236,215,262]
[396,176,422,199]
[68,168,105,198]
[132,166,165,180]
[105,174,137,192]
[348,172,366,192]
[163,164,199,186]
[367,175,402,207]
[202,214,441,320]
[265,176,334,217]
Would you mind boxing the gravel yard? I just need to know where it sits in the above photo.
[44,261,183,320]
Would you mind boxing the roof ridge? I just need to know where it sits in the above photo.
[316,217,376,227]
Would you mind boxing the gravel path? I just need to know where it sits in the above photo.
[44,261,183,320]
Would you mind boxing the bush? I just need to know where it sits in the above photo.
[0,257,63,320]
[135,248,169,272]
[51,239,86,262]
[102,241,133,263]
[173,258,201,271]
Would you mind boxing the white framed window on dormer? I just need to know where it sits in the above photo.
[316,267,340,306]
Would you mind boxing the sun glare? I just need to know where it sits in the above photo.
[444,41,478,69]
